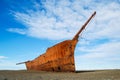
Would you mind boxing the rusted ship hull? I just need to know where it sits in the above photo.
[25,40,78,72]
[17,11,96,72]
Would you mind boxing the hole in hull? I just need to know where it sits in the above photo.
[58,66,61,71]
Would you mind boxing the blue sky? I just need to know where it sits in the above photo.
[0,0,120,70]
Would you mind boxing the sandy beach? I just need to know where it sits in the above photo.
[0,69,120,80]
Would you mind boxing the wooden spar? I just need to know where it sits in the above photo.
[16,61,30,65]
[72,11,96,40]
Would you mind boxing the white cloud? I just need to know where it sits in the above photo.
[0,60,26,70]
[0,56,26,70]
[82,2,120,41]
[77,41,120,59]
[7,28,26,35]
[0,56,7,59]
[75,41,120,70]
[8,0,120,41]
[8,0,96,40]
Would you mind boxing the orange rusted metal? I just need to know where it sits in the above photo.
[17,11,96,72]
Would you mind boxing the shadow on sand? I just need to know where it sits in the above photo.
[75,70,95,73]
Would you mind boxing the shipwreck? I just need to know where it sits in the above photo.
[17,11,96,72]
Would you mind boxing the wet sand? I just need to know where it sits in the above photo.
[0,69,120,80]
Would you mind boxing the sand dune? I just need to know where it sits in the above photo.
[0,69,120,80]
